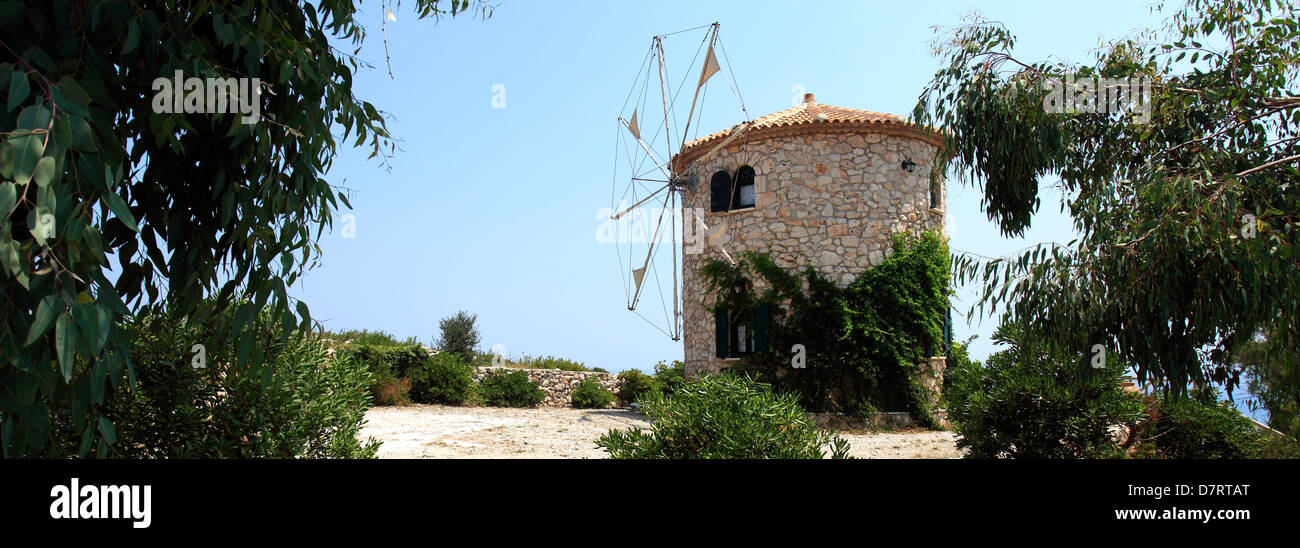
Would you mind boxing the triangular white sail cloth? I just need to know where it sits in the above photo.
[632,266,646,293]
[627,109,641,140]
[698,46,720,88]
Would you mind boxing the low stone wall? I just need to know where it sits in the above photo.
[471,367,623,408]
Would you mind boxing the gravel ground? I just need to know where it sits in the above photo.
[838,429,964,459]
[359,404,962,459]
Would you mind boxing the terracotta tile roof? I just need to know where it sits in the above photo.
[747,99,904,128]
[672,94,941,169]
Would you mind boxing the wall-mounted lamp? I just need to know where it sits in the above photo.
[901,159,918,173]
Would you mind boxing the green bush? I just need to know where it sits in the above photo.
[942,336,978,396]
[410,353,475,405]
[617,369,657,405]
[478,370,546,408]
[319,328,415,348]
[80,307,380,458]
[1253,433,1300,459]
[652,360,687,397]
[571,377,615,409]
[596,373,850,459]
[944,323,1145,459]
[1141,395,1295,459]
[517,355,589,371]
[372,372,412,406]
[336,343,430,404]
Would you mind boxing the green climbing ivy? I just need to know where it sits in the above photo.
[700,231,951,425]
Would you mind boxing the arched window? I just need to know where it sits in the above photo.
[710,170,732,212]
[733,165,756,210]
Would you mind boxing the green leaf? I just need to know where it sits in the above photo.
[0,140,10,178]
[10,103,50,185]
[0,181,14,216]
[97,416,116,445]
[6,68,27,112]
[67,115,94,151]
[32,156,54,187]
[25,295,58,346]
[295,299,310,329]
[8,134,42,186]
[55,313,78,382]
[72,303,101,355]
[100,190,138,232]
[123,20,140,55]
[52,77,91,118]
[77,425,93,458]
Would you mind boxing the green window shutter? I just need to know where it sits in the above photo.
[754,303,769,352]
[714,307,729,358]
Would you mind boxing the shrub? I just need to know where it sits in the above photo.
[377,345,431,379]
[652,360,688,397]
[83,307,380,458]
[336,343,430,403]
[618,369,657,405]
[596,373,851,459]
[1141,396,1282,459]
[1253,434,1300,459]
[338,342,428,381]
[591,367,609,373]
[942,336,978,396]
[516,355,589,371]
[319,328,414,348]
[944,323,1145,459]
[478,370,546,408]
[372,373,412,406]
[410,353,475,405]
[435,310,481,362]
[571,377,615,409]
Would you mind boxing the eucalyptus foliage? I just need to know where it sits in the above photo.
[912,0,1300,398]
[1233,330,1299,439]
[0,1,484,457]
[702,232,950,423]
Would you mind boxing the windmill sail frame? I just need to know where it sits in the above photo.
[608,22,747,341]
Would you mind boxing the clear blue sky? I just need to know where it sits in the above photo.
[297,0,1171,374]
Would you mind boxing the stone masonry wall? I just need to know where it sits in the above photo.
[681,131,944,376]
[471,367,624,408]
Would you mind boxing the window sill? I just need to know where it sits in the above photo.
[717,206,757,215]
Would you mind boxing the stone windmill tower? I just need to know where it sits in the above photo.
[672,93,947,376]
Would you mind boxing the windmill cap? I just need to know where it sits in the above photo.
[803,93,815,103]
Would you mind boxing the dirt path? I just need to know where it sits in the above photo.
[359,404,961,459]
[838,430,964,459]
